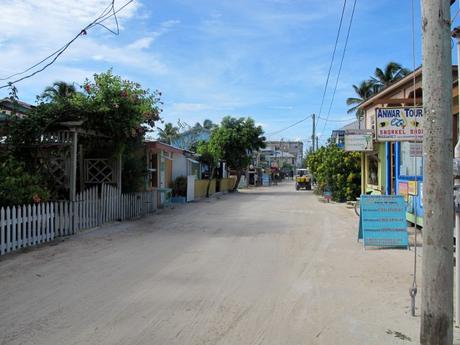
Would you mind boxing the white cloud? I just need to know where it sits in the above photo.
[0,0,175,96]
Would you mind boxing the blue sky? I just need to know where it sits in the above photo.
[0,0,443,149]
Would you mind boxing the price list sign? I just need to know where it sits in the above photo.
[358,195,408,248]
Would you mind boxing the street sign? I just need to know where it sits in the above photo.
[344,130,373,151]
[375,107,423,142]
[358,195,408,248]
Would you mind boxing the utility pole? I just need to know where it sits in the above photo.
[312,114,316,152]
[420,1,453,344]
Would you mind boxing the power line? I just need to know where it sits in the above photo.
[266,115,312,137]
[0,0,133,89]
[316,0,348,122]
[317,115,356,123]
[321,0,358,133]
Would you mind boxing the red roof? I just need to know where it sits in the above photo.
[144,141,184,154]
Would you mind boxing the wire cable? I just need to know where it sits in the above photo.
[317,116,356,123]
[316,0,348,124]
[321,0,358,133]
[266,115,312,137]
[0,0,133,89]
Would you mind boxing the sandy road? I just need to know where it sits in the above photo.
[0,182,427,344]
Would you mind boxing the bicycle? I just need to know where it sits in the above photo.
[354,197,360,217]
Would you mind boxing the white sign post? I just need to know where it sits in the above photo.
[375,107,423,141]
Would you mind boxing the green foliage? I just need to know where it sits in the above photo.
[306,145,361,202]
[121,148,146,194]
[196,140,220,168]
[0,156,50,207]
[172,176,187,197]
[157,122,179,144]
[7,70,162,148]
[346,61,411,119]
[5,70,162,196]
[208,116,265,173]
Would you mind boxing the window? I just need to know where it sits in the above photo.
[150,153,158,187]
[399,142,423,177]
[367,154,379,186]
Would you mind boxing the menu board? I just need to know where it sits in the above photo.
[358,195,408,248]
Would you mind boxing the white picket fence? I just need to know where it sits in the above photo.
[0,185,157,256]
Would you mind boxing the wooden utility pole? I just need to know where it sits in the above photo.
[312,114,316,152]
[420,0,453,344]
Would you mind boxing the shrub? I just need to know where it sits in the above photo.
[0,156,50,207]
[305,145,361,202]
[172,176,187,197]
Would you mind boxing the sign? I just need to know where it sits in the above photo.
[409,143,422,157]
[375,107,423,141]
[262,174,270,186]
[408,181,418,196]
[358,195,408,248]
[398,181,408,200]
[344,130,373,151]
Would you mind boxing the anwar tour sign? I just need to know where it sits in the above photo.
[375,107,423,142]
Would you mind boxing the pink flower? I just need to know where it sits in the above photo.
[32,194,41,204]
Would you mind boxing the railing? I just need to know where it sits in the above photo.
[0,185,157,256]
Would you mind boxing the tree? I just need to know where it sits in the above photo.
[371,62,410,91]
[346,80,375,120]
[208,117,265,191]
[40,81,78,102]
[197,140,220,197]
[306,144,361,201]
[157,123,179,144]
[6,70,163,196]
[202,119,217,130]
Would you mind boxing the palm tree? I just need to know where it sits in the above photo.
[157,122,179,144]
[371,62,411,91]
[202,119,217,130]
[41,81,77,102]
[346,80,375,119]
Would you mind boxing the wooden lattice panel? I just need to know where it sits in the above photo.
[84,159,115,184]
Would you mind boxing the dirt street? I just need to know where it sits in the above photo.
[0,182,428,344]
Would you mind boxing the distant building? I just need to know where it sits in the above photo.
[0,98,34,136]
[170,128,211,150]
[0,98,34,118]
[330,119,365,148]
[264,141,303,167]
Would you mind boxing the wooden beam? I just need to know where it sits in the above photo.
[69,131,78,202]
[373,97,423,105]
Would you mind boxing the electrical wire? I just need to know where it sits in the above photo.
[316,0,348,123]
[0,0,133,89]
[317,115,356,123]
[266,115,312,137]
[321,0,358,133]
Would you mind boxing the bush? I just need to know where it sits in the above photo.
[172,176,187,197]
[0,157,50,207]
[306,145,361,202]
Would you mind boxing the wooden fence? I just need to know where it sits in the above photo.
[0,185,157,256]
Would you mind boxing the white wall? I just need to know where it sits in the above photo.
[172,154,187,181]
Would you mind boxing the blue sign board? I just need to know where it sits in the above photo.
[262,174,270,186]
[359,195,408,248]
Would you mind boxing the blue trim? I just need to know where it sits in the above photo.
[385,142,390,195]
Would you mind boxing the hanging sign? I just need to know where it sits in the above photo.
[398,181,409,200]
[344,129,373,151]
[358,195,408,248]
[375,107,423,142]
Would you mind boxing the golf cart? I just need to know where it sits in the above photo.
[295,168,312,190]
